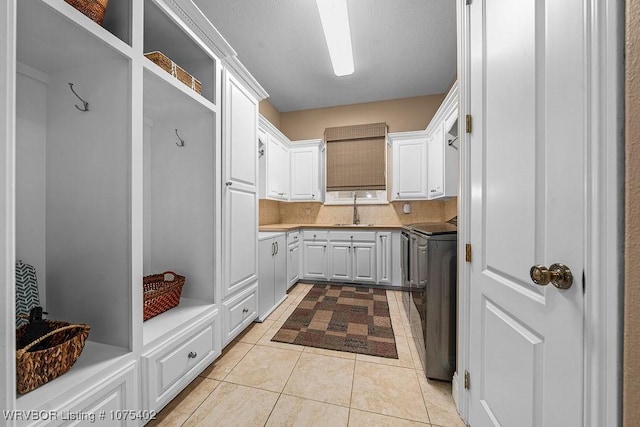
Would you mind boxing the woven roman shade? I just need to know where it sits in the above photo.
[325,122,387,192]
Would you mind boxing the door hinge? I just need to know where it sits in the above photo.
[464,370,471,389]
[466,115,472,133]
[465,244,472,263]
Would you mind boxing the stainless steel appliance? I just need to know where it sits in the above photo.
[406,223,457,381]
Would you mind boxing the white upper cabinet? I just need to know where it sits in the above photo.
[290,139,324,202]
[425,82,459,199]
[427,124,445,198]
[389,131,429,200]
[259,115,290,201]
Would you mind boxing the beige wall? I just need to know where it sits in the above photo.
[259,99,281,130]
[625,0,640,425]
[279,94,447,141]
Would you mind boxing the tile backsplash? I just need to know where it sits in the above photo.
[259,199,281,225]
[259,199,458,226]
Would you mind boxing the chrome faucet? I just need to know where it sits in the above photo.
[353,194,360,225]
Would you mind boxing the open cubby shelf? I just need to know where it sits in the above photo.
[17,0,132,74]
[15,341,130,410]
[144,0,218,105]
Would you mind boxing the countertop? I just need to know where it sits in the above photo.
[258,223,406,232]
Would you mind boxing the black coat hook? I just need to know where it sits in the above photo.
[68,83,89,112]
[175,129,185,147]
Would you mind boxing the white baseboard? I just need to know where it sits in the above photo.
[452,371,460,411]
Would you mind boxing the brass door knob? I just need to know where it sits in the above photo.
[529,263,573,289]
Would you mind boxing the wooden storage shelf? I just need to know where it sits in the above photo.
[17,0,132,74]
[143,62,217,120]
[143,298,215,347]
[15,341,130,410]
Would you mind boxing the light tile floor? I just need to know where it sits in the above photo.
[148,283,465,427]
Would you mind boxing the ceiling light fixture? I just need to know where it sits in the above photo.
[315,0,354,76]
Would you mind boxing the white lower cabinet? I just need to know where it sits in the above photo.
[222,284,259,345]
[142,311,219,414]
[287,231,301,289]
[31,362,138,427]
[352,243,377,283]
[258,233,287,321]
[301,229,401,286]
[65,363,137,427]
[327,232,376,284]
[376,232,393,285]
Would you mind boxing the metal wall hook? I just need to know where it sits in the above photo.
[175,129,185,147]
[68,83,89,112]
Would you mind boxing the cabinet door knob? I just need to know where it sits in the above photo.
[397,192,400,197]
[312,194,315,198]
[226,181,232,186]
[188,351,197,359]
[242,308,249,313]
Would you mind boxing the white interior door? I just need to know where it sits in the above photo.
[468,1,585,426]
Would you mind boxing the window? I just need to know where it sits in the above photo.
[325,122,387,193]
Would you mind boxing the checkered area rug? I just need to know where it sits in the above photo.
[272,284,398,359]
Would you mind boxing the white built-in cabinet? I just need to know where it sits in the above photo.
[287,231,301,289]
[258,233,287,321]
[259,116,325,203]
[302,230,329,280]
[328,232,377,284]
[259,116,290,201]
[289,140,324,202]
[390,82,459,200]
[301,229,400,286]
[1,0,267,422]
[389,131,429,200]
[426,82,459,199]
[376,232,393,285]
[221,68,263,344]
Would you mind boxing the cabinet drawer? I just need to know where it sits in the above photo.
[143,314,218,411]
[287,231,300,245]
[329,231,376,242]
[223,285,258,343]
[159,326,214,391]
[303,230,328,241]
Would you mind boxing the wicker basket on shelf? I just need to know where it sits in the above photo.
[144,51,203,94]
[64,0,109,25]
[16,320,90,394]
[143,272,186,321]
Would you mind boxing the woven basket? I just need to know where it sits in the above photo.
[144,51,203,94]
[143,272,186,321]
[16,320,90,394]
[64,0,109,25]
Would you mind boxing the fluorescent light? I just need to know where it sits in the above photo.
[315,0,354,76]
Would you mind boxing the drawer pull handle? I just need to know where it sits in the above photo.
[188,351,197,359]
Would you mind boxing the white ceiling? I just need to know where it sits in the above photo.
[193,0,457,112]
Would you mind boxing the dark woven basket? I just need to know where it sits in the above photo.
[143,272,186,321]
[64,0,109,25]
[16,320,90,394]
